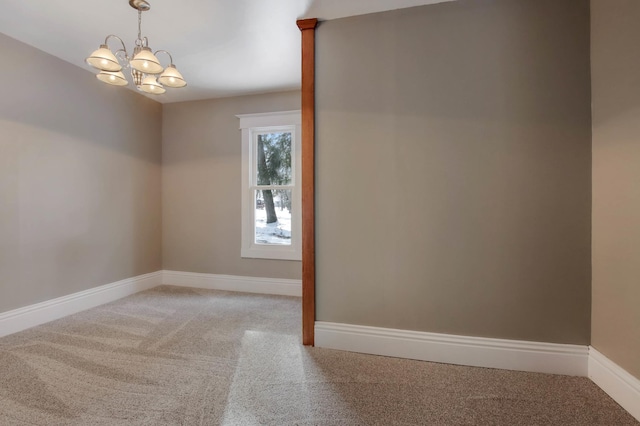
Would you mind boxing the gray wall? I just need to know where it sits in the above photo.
[0,33,162,313]
[591,0,640,379]
[316,0,592,344]
[162,92,302,279]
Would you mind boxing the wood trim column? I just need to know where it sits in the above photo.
[297,18,318,346]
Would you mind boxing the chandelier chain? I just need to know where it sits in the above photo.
[138,9,142,42]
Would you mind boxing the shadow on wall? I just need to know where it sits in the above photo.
[0,33,161,162]
[318,0,591,127]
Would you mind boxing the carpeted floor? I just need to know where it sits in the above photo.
[0,285,636,425]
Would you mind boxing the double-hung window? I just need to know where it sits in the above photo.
[237,111,301,261]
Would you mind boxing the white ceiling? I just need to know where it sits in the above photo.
[0,0,453,103]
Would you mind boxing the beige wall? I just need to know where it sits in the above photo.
[162,92,302,279]
[591,0,640,379]
[316,0,592,344]
[0,34,162,313]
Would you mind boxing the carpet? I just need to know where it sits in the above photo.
[0,285,636,425]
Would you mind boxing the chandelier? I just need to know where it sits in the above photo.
[85,0,186,94]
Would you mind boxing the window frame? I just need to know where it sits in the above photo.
[237,111,302,261]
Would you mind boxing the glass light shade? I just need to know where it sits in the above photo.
[86,45,121,72]
[139,76,166,94]
[96,71,128,86]
[158,65,187,88]
[130,48,163,74]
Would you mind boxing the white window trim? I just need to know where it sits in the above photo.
[237,110,302,261]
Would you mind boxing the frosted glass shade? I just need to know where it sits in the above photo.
[158,65,186,88]
[139,76,166,94]
[86,45,121,72]
[96,71,128,86]
[130,48,163,74]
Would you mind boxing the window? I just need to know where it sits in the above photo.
[237,111,301,260]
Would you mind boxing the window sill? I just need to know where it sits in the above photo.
[241,246,301,261]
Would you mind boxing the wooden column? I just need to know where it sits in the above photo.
[297,18,318,346]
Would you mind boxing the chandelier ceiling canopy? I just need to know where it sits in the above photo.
[85,0,186,95]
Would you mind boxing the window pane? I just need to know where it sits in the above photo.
[257,132,292,186]
[255,189,292,246]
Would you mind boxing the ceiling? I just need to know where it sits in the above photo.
[0,0,453,104]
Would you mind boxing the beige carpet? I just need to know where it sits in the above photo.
[0,285,636,425]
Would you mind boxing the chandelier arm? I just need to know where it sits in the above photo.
[104,34,129,58]
[154,50,174,66]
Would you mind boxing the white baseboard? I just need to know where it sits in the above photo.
[315,321,589,376]
[0,271,162,338]
[0,270,299,340]
[589,347,640,422]
[162,270,302,297]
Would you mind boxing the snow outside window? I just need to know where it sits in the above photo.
[237,111,302,261]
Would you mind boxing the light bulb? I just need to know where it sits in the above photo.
[96,71,128,86]
[158,64,186,88]
[130,48,163,74]
[86,44,121,72]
